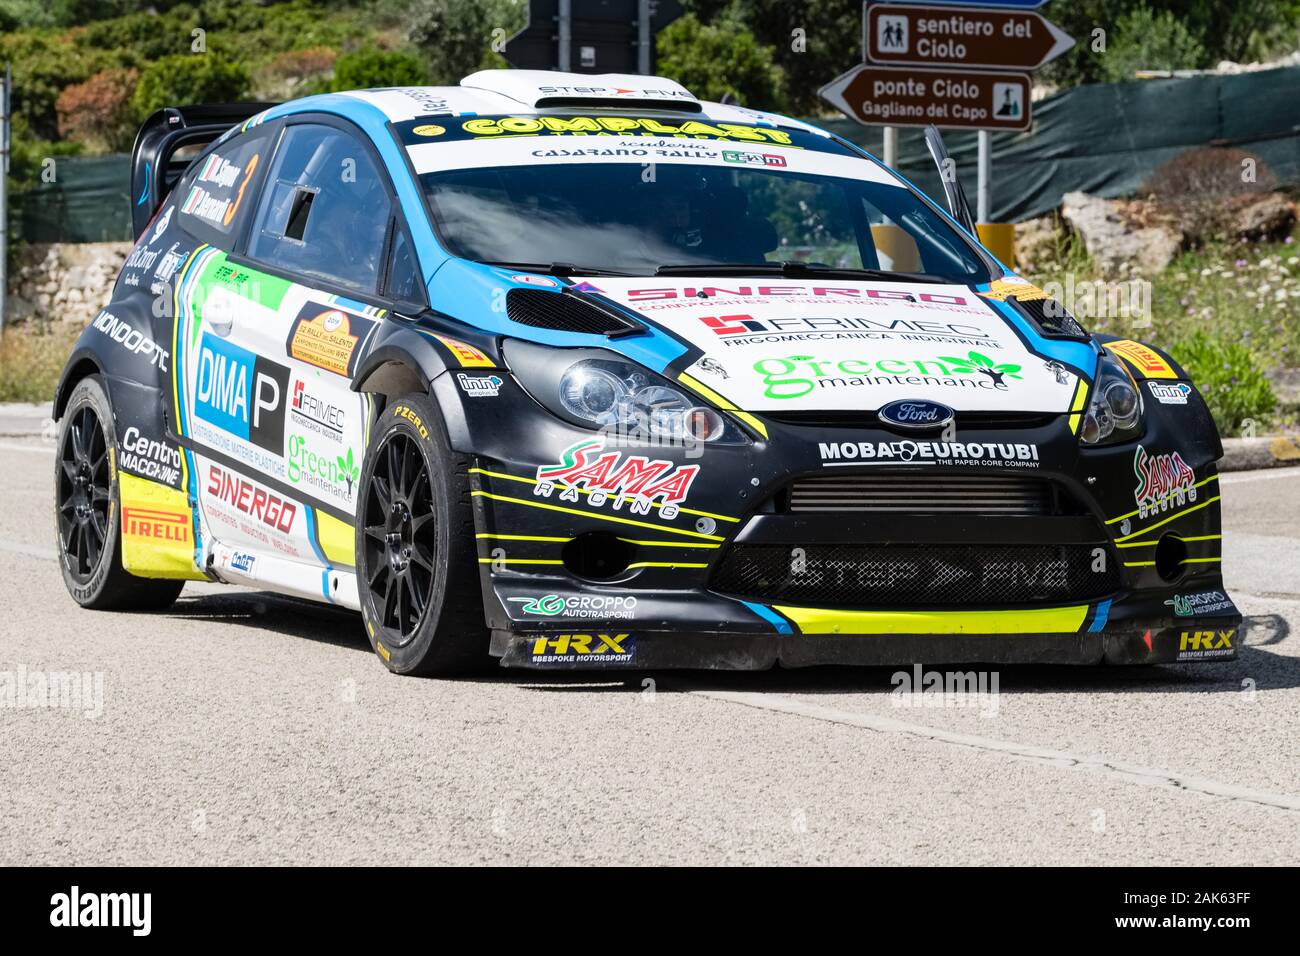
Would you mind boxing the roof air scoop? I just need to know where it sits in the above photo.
[460,69,701,112]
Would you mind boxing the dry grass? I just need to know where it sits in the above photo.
[0,322,81,403]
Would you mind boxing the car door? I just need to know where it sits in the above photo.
[179,119,403,588]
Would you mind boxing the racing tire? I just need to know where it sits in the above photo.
[54,375,185,611]
[355,391,489,676]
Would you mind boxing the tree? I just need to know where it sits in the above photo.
[56,67,139,153]
[1099,7,1208,81]
[130,54,251,121]
[330,49,427,90]
[656,13,785,110]
[408,0,524,85]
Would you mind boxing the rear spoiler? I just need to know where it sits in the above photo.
[129,102,278,239]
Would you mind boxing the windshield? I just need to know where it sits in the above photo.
[411,117,989,281]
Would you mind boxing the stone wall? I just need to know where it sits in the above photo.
[5,241,133,327]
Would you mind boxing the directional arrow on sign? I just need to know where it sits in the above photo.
[866,3,1075,71]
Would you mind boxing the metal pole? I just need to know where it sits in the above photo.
[0,63,10,335]
[637,0,652,75]
[883,126,898,167]
[558,0,572,71]
[977,129,991,223]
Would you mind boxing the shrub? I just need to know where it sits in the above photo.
[329,49,426,91]
[0,324,82,404]
[1170,330,1277,436]
[1144,147,1277,242]
[1099,7,1208,83]
[56,67,139,152]
[130,53,251,120]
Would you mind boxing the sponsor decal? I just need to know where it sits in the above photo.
[1149,381,1192,405]
[696,312,993,348]
[722,150,787,167]
[635,287,971,304]
[453,115,793,145]
[289,379,346,439]
[92,310,169,371]
[287,434,359,501]
[122,244,161,284]
[431,334,493,368]
[695,357,729,379]
[122,506,190,545]
[530,633,634,665]
[412,124,445,137]
[877,399,954,431]
[392,404,429,439]
[1176,629,1234,661]
[1133,445,1196,519]
[754,350,1022,400]
[150,242,185,295]
[457,372,503,397]
[287,305,375,378]
[978,276,1050,303]
[119,426,181,488]
[150,205,174,242]
[569,281,604,294]
[229,551,256,573]
[1108,339,1177,379]
[206,464,297,534]
[534,439,700,517]
[1166,590,1234,617]
[820,439,1040,468]
[193,334,289,454]
[509,594,637,619]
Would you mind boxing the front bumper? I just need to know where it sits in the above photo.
[435,362,1240,671]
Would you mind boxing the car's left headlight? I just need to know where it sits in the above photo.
[504,340,749,444]
[1079,351,1144,445]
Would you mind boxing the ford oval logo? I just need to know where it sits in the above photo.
[878,399,955,432]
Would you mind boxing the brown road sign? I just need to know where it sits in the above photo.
[866,3,1074,71]
[820,65,1031,132]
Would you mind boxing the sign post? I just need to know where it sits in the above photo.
[822,1,1074,261]
[504,0,683,74]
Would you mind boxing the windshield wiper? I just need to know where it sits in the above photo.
[654,261,963,284]
[477,260,637,278]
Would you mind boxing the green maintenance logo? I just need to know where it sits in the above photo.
[753,350,1023,399]
[287,435,359,498]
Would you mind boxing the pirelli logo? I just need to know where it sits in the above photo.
[1108,340,1177,379]
[122,507,190,543]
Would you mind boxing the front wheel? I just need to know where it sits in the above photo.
[355,392,488,675]
[54,375,184,610]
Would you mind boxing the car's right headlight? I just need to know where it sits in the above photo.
[1079,352,1144,445]
[504,340,748,444]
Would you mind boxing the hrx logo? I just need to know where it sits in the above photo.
[1177,629,1235,660]
[530,633,633,664]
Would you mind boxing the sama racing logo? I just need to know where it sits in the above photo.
[534,440,699,518]
[1132,445,1196,519]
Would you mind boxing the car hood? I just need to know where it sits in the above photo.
[578,277,1085,415]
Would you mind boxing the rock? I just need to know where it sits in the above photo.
[1267,368,1300,410]
[1014,215,1062,272]
[1223,192,1296,242]
[1061,191,1184,274]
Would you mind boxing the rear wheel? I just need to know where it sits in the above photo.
[356,392,488,675]
[55,376,184,610]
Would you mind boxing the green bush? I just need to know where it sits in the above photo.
[1099,7,1208,83]
[1170,331,1277,436]
[130,54,252,120]
[330,49,427,91]
[656,13,785,109]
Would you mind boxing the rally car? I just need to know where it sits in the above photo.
[53,69,1241,673]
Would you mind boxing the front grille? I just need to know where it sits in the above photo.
[710,543,1118,609]
[760,410,1056,429]
[786,474,1060,515]
[506,288,641,336]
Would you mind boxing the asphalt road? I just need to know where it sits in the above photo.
[2,406,1298,865]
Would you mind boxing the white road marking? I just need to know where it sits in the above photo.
[0,538,56,561]
[0,440,53,456]
[690,689,1300,812]
[1220,469,1300,485]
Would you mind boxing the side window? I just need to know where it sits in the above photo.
[384,225,422,304]
[176,130,270,247]
[249,124,393,292]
